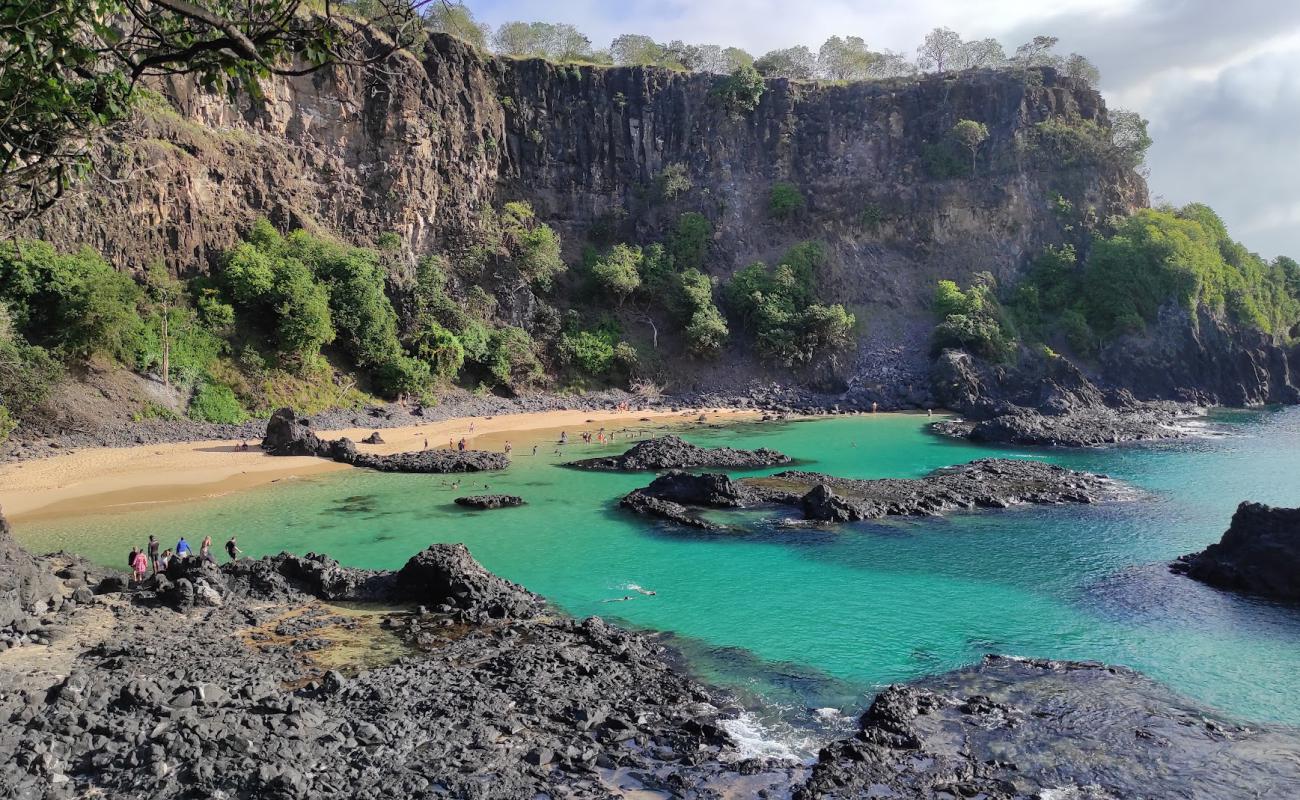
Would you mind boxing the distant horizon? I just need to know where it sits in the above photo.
[460,0,1300,261]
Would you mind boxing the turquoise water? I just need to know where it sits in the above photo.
[14,410,1300,727]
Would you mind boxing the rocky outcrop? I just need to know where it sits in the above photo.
[931,349,1201,446]
[798,655,1300,799]
[565,435,791,471]
[0,506,62,627]
[1172,502,1300,602]
[394,544,543,621]
[621,459,1124,529]
[223,551,393,603]
[262,407,508,473]
[454,494,525,510]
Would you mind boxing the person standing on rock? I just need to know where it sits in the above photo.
[128,545,139,575]
[176,537,191,560]
[199,535,216,564]
[225,537,242,561]
[130,548,148,584]
[147,535,161,574]
[158,548,173,572]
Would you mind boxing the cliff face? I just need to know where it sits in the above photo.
[27,34,1148,393]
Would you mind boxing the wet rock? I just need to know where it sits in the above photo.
[351,449,508,473]
[623,459,1125,527]
[1172,502,1300,602]
[223,551,392,603]
[453,494,525,510]
[565,435,791,471]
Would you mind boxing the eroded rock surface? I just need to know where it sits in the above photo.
[1173,502,1300,602]
[261,408,508,473]
[621,459,1125,529]
[798,655,1300,799]
[566,435,791,471]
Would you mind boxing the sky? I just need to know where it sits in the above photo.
[464,0,1300,260]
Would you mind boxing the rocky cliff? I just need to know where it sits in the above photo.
[24,34,1145,394]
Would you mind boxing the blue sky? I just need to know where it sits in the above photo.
[460,0,1300,259]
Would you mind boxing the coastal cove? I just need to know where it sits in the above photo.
[9,408,1300,742]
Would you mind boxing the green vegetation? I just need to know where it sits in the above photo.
[1028,111,1151,170]
[188,382,247,424]
[657,163,692,200]
[931,278,1016,361]
[724,242,856,365]
[938,204,1300,365]
[950,119,989,173]
[668,213,712,272]
[768,182,806,220]
[590,244,643,305]
[713,65,766,113]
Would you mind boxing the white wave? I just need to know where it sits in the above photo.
[718,712,812,764]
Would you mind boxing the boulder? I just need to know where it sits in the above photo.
[454,495,526,510]
[223,551,392,603]
[361,431,385,444]
[394,544,542,620]
[1172,502,1300,602]
[262,407,332,457]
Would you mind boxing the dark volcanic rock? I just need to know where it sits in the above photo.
[262,407,508,473]
[566,435,791,471]
[931,349,1199,447]
[261,407,331,457]
[360,431,385,444]
[454,494,525,509]
[394,543,544,620]
[798,655,1300,799]
[1172,502,1300,602]
[622,459,1125,527]
[223,551,393,602]
[0,506,61,626]
[351,449,509,473]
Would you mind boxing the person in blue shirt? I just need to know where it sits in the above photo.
[176,537,191,558]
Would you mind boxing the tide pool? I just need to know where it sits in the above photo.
[14,409,1300,727]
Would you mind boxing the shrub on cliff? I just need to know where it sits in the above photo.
[712,65,765,113]
[499,202,566,289]
[931,278,1016,361]
[668,213,712,272]
[590,244,643,305]
[768,182,806,220]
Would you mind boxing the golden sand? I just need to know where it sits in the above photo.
[0,407,756,522]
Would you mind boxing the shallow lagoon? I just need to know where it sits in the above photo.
[16,409,1300,730]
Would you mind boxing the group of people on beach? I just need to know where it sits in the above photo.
[128,534,243,583]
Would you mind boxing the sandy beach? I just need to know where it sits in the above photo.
[0,407,758,522]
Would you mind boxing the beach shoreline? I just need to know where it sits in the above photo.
[0,406,765,523]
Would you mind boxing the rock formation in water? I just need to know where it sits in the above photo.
[261,408,508,473]
[797,655,1300,799]
[1172,502,1300,603]
[564,435,791,471]
[929,349,1201,447]
[621,458,1125,529]
[454,494,526,510]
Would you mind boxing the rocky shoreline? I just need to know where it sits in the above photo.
[1172,502,1300,603]
[3,508,1300,797]
[620,459,1127,530]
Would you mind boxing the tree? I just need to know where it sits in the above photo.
[754,47,817,79]
[669,213,712,272]
[143,263,184,386]
[1064,53,1101,85]
[870,49,917,78]
[1,0,433,229]
[955,38,1006,69]
[721,47,755,72]
[768,182,806,220]
[1109,109,1152,168]
[951,119,990,174]
[610,34,668,66]
[493,21,540,57]
[591,244,643,305]
[1014,35,1062,68]
[424,2,489,50]
[917,27,963,72]
[817,36,878,80]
